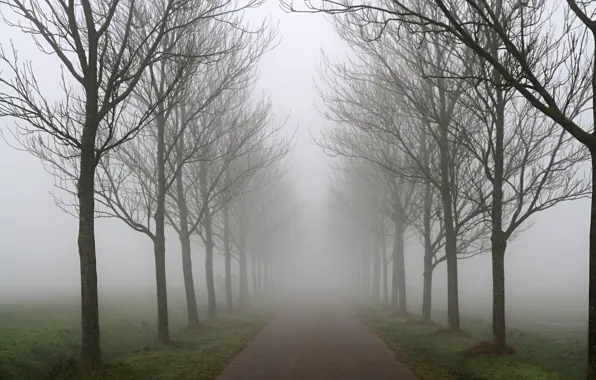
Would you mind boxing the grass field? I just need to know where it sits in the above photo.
[359,303,586,380]
[0,290,275,380]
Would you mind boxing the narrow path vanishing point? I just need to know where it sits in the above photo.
[216,294,418,380]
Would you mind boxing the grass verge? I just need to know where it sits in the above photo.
[359,305,568,380]
[52,302,272,380]
[0,294,275,380]
[51,303,275,380]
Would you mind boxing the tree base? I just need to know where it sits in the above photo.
[462,341,516,356]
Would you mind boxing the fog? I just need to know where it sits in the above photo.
[0,0,589,325]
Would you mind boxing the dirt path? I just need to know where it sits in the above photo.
[216,294,418,380]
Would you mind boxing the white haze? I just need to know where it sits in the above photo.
[0,2,589,324]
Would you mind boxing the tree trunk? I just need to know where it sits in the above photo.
[238,199,249,307]
[492,240,507,347]
[438,117,460,331]
[422,265,433,321]
[420,125,433,321]
[422,196,433,320]
[78,137,101,366]
[199,160,217,318]
[441,184,459,330]
[153,238,169,344]
[204,211,216,317]
[395,218,407,312]
[179,233,199,326]
[252,254,258,295]
[382,236,389,304]
[154,114,170,344]
[372,235,381,300]
[223,203,233,312]
[491,94,507,347]
[489,11,507,349]
[391,226,399,308]
[175,139,199,327]
[588,150,596,380]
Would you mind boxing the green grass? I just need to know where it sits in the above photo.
[0,293,275,380]
[359,305,574,380]
[454,315,585,378]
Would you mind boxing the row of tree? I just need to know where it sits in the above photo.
[0,0,294,367]
[309,0,591,366]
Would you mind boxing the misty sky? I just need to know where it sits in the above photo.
[0,2,589,314]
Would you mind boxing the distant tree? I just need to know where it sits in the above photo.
[163,22,277,322]
[182,91,288,317]
[315,33,488,328]
[230,155,293,306]
[328,157,386,297]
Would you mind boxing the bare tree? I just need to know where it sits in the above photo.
[328,157,386,297]
[88,1,269,342]
[323,0,589,349]
[315,25,489,329]
[0,0,226,365]
[243,174,300,294]
[231,153,293,306]
[452,46,590,350]
[163,19,278,323]
[284,0,596,375]
[179,89,289,317]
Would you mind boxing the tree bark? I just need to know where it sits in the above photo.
[153,237,169,344]
[372,235,381,300]
[422,184,433,320]
[154,113,170,344]
[420,119,433,321]
[422,257,433,321]
[238,198,249,307]
[395,218,407,312]
[382,236,389,304]
[223,203,233,312]
[78,131,101,366]
[391,226,399,308]
[199,160,217,318]
[179,232,199,326]
[438,117,460,331]
[175,138,199,327]
[588,150,596,380]
[492,239,507,347]
[491,86,507,348]
[204,209,216,317]
[488,3,507,348]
